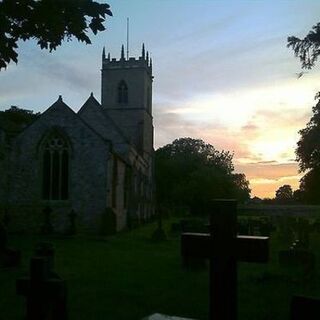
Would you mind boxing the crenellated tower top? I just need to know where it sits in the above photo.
[102,44,152,75]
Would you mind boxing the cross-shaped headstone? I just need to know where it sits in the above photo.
[290,295,320,320]
[181,199,269,320]
[0,222,20,267]
[16,255,67,320]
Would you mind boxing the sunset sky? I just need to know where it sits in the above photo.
[1,0,320,198]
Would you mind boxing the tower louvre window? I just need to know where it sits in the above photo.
[42,134,69,200]
[117,80,128,104]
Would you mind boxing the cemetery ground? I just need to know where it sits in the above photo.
[1,214,320,320]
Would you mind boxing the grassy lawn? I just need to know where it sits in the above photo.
[1,217,320,320]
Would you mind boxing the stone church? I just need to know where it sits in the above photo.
[0,44,154,232]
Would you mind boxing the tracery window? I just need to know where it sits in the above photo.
[42,134,69,200]
[117,80,128,104]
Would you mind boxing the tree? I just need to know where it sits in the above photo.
[275,184,293,203]
[155,138,251,213]
[299,168,320,204]
[296,99,320,172]
[288,22,320,204]
[287,22,320,69]
[295,99,320,204]
[0,0,112,69]
[0,106,40,141]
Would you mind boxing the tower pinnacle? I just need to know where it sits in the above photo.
[142,43,145,59]
[121,45,125,60]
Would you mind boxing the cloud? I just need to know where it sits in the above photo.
[235,162,300,180]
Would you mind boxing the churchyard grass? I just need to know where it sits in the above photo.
[1,216,320,320]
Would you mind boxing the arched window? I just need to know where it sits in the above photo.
[42,133,69,200]
[117,80,128,104]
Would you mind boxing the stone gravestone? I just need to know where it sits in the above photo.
[290,295,320,320]
[0,222,21,267]
[278,242,315,276]
[66,209,77,235]
[296,217,310,249]
[16,244,67,320]
[142,314,196,320]
[181,200,269,320]
[41,206,53,234]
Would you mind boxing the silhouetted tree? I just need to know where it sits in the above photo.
[294,99,320,204]
[0,106,40,139]
[287,22,320,69]
[0,0,112,69]
[299,168,320,204]
[288,23,320,204]
[155,138,251,212]
[296,100,320,172]
[293,188,304,203]
[275,184,293,203]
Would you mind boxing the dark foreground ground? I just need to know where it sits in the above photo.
[1,216,320,320]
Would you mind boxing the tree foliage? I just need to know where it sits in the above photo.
[288,22,320,204]
[0,106,40,140]
[299,168,320,204]
[296,100,320,172]
[155,138,251,213]
[295,99,320,204]
[287,22,320,69]
[275,184,293,203]
[0,0,112,69]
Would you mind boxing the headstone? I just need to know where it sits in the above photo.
[35,242,55,270]
[181,200,269,320]
[0,222,20,267]
[41,206,53,234]
[279,246,315,275]
[312,219,320,233]
[180,219,208,269]
[66,209,77,235]
[290,295,320,319]
[151,208,167,241]
[297,217,310,249]
[142,314,196,320]
[16,247,67,320]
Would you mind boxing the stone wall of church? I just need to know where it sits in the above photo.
[113,157,127,230]
[6,101,112,233]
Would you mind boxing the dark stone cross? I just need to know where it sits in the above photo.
[0,222,21,267]
[181,199,269,320]
[290,295,320,320]
[16,250,67,320]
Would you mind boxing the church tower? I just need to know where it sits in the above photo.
[101,44,154,160]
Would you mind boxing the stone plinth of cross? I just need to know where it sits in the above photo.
[16,256,67,320]
[181,199,269,320]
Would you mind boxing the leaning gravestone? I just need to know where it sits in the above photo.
[16,244,67,320]
[0,222,21,267]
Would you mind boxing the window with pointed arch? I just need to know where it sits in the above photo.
[117,80,128,104]
[42,133,69,200]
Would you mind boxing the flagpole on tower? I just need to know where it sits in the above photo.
[126,17,129,60]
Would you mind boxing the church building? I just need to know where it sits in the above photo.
[0,44,154,232]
